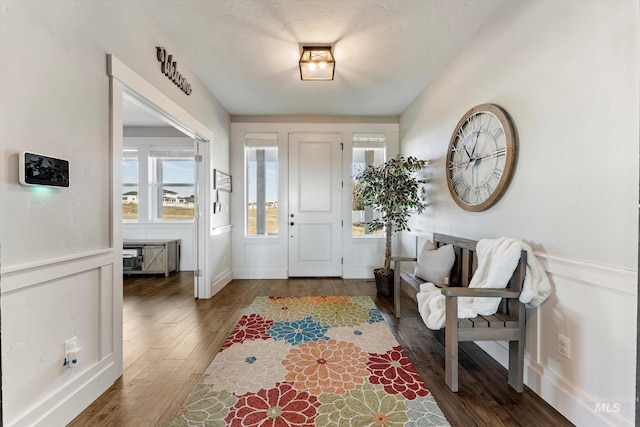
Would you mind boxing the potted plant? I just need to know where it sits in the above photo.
[353,154,427,295]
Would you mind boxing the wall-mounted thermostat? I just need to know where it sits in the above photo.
[19,151,70,188]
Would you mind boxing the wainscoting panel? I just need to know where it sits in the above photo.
[209,225,233,297]
[1,249,118,426]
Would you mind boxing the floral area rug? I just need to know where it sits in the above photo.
[170,296,450,426]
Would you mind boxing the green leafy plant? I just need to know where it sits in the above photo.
[353,154,427,276]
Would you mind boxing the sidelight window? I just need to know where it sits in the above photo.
[245,133,279,236]
[352,134,386,236]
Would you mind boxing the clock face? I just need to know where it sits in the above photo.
[446,104,516,212]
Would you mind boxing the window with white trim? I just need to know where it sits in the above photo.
[122,149,139,220]
[245,133,278,236]
[122,146,195,222]
[151,148,195,221]
[352,134,386,236]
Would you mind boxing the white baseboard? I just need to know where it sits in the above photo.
[9,356,117,427]
[209,268,233,298]
[342,267,375,279]
[477,341,632,427]
[233,268,376,280]
[232,268,288,279]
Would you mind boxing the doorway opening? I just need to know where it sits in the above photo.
[122,96,200,285]
[121,90,205,295]
[108,54,213,377]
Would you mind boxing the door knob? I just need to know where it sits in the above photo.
[290,222,295,226]
[290,213,295,218]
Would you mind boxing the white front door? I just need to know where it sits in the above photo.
[288,133,343,277]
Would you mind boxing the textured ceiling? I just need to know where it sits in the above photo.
[140,0,504,116]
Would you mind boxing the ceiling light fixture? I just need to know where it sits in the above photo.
[299,46,335,81]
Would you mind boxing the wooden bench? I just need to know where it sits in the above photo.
[392,233,527,392]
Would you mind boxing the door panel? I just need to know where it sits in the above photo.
[299,141,332,212]
[288,133,342,277]
[298,224,332,261]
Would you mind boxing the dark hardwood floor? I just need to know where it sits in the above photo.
[69,272,573,426]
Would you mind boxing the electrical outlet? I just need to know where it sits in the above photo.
[65,336,78,354]
[68,348,82,367]
[557,334,571,359]
[64,337,79,368]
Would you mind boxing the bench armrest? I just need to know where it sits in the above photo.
[441,288,521,299]
[391,256,418,319]
[390,256,417,262]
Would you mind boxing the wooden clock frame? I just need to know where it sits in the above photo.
[445,103,517,212]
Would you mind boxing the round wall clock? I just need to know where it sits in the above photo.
[446,103,517,212]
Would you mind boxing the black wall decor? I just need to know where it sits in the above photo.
[156,46,192,95]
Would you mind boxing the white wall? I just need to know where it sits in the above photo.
[0,1,231,425]
[399,1,639,426]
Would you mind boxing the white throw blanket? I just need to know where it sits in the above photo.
[417,238,551,330]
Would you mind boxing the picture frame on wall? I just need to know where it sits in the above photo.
[213,169,232,192]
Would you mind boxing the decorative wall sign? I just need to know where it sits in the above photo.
[213,169,232,192]
[156,46,192,95]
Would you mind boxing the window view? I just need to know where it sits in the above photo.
[246,133,278,236]
[154,155,195,220]
[122,149,139,220]
[352,134,386,236]
[122,146,195,222]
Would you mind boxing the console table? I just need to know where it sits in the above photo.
[123,239,180,276]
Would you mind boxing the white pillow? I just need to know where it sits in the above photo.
[414,242,455,287]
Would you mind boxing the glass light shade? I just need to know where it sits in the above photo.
[299,46,335,80]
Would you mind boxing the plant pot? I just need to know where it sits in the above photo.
[373,268,394,296]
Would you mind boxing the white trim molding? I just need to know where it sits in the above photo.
[212,224,232,236]
[538,252,636,296]
[1,249,113,294]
